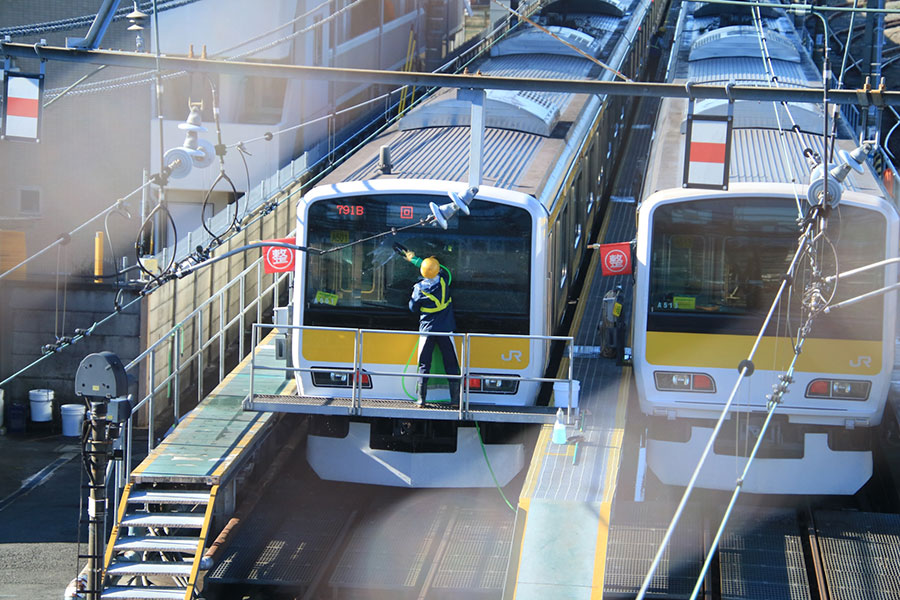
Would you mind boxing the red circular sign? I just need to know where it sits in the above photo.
[604,249,629,274]
[264,244,295,272]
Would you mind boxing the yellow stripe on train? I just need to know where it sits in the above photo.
[302,329,531,369]
[645,332,882,376]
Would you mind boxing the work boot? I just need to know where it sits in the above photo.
[416,380,427,407]
[448,380,461,409]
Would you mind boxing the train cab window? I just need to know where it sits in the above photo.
[304,194,532,334]
[647,198,887,339]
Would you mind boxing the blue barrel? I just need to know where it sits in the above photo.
[7,401,26,433]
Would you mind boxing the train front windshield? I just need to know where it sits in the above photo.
[648,197,886,340]
[303,194,532,334]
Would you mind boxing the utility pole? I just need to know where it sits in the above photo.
[84,399,108,600]
[75,351,131,600]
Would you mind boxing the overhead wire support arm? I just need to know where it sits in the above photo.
[3,42,900,106]
[825,256,900,283]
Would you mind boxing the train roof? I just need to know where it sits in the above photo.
[313,1,650,206]
[642,2,887,200]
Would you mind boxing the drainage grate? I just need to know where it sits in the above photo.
[208,508,348,586]
[815,510,900,600]
[329,504,446,590]
[428,508,514,592]
[604,501,705,598]
[718,509,810,600]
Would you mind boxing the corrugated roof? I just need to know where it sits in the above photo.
[690,25,800,62]
[341,127,543,191]
[543,0,627,18]
[491,26,603,59]
[729,129,863,192]
[398,54,591,136]
[683,99,825,134]
[687,56,811,87]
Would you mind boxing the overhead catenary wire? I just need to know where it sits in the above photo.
[0,0,200,38]
[40,0,369,100]
[0,181,150,283]
[688,327,812,600]
[748,5,807,215]
[0,294,143,389]
[683,219,839,599]
[9,42,900,106]
[227,87,401,149]
[135,0,181,282]
[697,0,899,16]
[489,0,632,82]
[198,77,241,245]
[636,224,814,600]
[0,2,512,389]
[642,6,852,594]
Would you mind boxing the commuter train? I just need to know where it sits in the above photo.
[289,0,667,487]
[633,2,899,494]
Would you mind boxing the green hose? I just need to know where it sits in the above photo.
[475,421,516,513]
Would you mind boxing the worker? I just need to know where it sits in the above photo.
[398,246,461,407]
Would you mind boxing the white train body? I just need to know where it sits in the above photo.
[289,0,667,486]
[633,3,899,494]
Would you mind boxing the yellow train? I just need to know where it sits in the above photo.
[632,1,899,494]
[289,0,667,486]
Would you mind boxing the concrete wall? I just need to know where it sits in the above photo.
[0,279,141,423]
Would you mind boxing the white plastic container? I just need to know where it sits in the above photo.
[553,379,581,410]
[61,404,85,437]
[29,389,54,422]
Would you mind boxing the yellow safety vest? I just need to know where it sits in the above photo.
[420,278,452,313]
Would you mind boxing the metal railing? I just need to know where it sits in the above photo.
[247,322,579,421]
[106,257,290,513]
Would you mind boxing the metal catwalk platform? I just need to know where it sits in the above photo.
[504,197,637,600]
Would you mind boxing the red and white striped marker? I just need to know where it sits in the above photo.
[685,119,728,187]
[3,74,42,142]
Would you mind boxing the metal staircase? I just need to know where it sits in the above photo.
[101,484,219,600]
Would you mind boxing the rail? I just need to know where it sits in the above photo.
[104,257,290,519]
[244,322,579,424]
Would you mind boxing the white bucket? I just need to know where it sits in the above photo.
[61,404,85,437]
[553,379,581,410]
[29,389,54,422]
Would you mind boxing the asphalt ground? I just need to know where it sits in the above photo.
[0,427,88,600]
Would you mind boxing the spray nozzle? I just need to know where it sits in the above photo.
[392,243,409,257]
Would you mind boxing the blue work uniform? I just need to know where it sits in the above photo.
[408,261,460,405]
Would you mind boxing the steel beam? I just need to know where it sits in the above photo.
[3,42,899,106]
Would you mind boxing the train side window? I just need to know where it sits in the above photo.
[588,141,599,213]
[556,210,568,288]
[570,185,582,251]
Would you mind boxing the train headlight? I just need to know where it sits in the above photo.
[467,373,518,394]
[311,368,373,389]
[653,371,716,393]
[806,378,870,401]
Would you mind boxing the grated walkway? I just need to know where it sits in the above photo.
[130,337,294,485]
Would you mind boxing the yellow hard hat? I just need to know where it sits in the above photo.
[420,256,440,279]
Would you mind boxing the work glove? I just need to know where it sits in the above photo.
[404,250,416,262]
